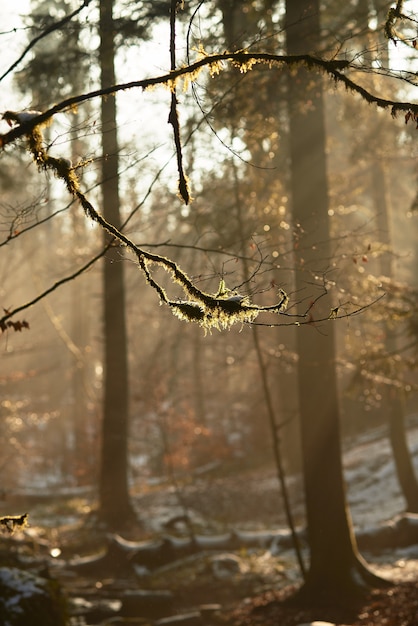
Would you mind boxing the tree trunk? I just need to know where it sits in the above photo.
[98,0,135,528]
[371,162,418,512]
[192,327,207,424]
[285,0,386,604]
[357,0,418,513]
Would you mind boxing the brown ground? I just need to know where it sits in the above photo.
[132,465,418,626]
[223,581,418,626]
[10,461,418,625]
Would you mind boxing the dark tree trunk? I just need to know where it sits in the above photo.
[98,0,135,528]
[371,162,418,513]
[357,0,418,514]
[285,0,387,604]
[388,393,418,513]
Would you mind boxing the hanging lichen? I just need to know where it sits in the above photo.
[166,277,289,332]
[6,115,289,332]
[139,257,289,332]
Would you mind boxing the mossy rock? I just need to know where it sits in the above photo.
[0,567,68,626]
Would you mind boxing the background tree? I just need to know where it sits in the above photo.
[358,0,418,513]
[97,0,135,528]
[4,0,172,525]
[285,0,387,603]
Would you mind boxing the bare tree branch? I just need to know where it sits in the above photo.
[0,0,93,83]
[0,246,108,328]
[3,50,416,150]
[168,0,190,204]
[0,39,400,331]
[251,294,386,327]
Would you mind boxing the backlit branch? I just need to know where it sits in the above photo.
[2,51,417,150]
[0,247,108,330]
[168,0,191,204]
[384,0,416,47]
[0,43,401,331]
[0,513,28,534]
[3,120,289,332]
[253,294,386,328]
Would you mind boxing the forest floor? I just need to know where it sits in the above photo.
[3,422,418,625]
[223,580,418,625]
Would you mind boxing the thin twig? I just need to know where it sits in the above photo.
[168,0,190,204]
[0,0,92,83]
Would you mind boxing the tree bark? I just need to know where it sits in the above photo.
[98,0,135,528]
[371,162,418,513]
[357,0,418,514]
[285,0,387,604]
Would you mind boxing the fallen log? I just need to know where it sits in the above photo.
[68,514,418,578]
[357,512,418,553]
[68,527,301,576]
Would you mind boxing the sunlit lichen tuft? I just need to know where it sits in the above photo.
[171,301,206,323]
[208,60,225,77]
[177,174,192,205]
[167,286,288,332]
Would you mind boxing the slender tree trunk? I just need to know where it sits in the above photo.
[70,119,90,485]
[371,162,418,512]
[192,327,207,424]
[231,157,306,580]
[357,0,418,512]
[285,0,386,604]
[70,260,88,483]
[98,0,135,528]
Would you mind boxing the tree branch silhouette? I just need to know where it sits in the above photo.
[1,42,400,331]
[0,0,93,83]
[2,50,417,149]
